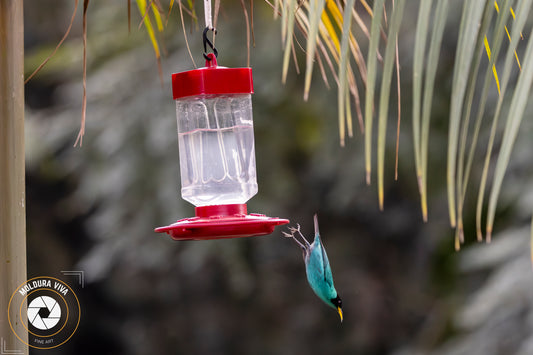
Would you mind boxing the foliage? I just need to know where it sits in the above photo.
[274,0,533,245]
[24,0,533,244]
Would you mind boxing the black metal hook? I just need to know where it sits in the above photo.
[203,27,218,61]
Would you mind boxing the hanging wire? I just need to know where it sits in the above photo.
[203,0,218,61]
[204,0,214,30]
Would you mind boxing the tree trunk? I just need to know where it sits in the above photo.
[0,0,28,352]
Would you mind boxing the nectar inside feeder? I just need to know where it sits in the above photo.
[155,53,289,240]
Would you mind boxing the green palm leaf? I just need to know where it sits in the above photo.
[364,0,385,186]
[412,0,432,215]
[376,0,405,209]
[456,0,512,246]
[281,0,297,83]
[477,0,533,242]
[338,0,357,147]
[273,0,533,243]
[418,0,448,222]
[447,0,487,229]
[486,25,533,241]
[303,0,327,101]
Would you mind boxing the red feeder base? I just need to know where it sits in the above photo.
[155,204,289,241]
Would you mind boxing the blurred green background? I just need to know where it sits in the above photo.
[23,1,533,354]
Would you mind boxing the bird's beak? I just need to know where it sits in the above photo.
[337,307,343,323]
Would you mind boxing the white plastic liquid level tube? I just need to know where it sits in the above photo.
[176,94,258,207]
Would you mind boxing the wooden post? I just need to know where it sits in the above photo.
[0,0,28,352]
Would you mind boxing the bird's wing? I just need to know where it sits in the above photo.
[316,234,334,289]
[306,242,326,296]
[313,214,333,287]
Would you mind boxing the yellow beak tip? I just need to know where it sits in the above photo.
[337,307,343,323]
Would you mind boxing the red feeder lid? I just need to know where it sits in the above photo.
[172,54,254,99]
[155,204,289,241]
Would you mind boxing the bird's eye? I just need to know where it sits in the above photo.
[331,296,342,307]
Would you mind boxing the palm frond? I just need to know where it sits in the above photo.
[33,0,532,245]
[364,0,385,185]
[456,0,512,246]
[454,0,496,242]
[178,0,197,67]
[151,0,165,31]
[376,0,405,209]
[447,0,487,230]
[74,0,90,147]
[413,0,449,222]
[273,0,533,243]
[477,0,532,242]
[303,0,327,101]
[24,0,79,84]
[338,0,357,147]
[281,0,297,83]
[238,0,252,66]
[122,0,533,245]
[485,24,533,242]
[412,0,432,220]
[136,0,164,82]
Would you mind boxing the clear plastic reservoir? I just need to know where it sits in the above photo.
[176,94,258,206]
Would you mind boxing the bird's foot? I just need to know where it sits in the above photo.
[283,223,311,250]
[290,224,311,247]
[287,224,305,239]
[282,231,294,239]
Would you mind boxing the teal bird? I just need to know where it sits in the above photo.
[283,214,343,322]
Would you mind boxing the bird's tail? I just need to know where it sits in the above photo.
[313,213,320,237]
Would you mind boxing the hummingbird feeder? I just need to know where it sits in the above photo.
[155,29,289,240]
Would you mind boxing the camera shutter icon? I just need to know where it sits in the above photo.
[27,296,61,330]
